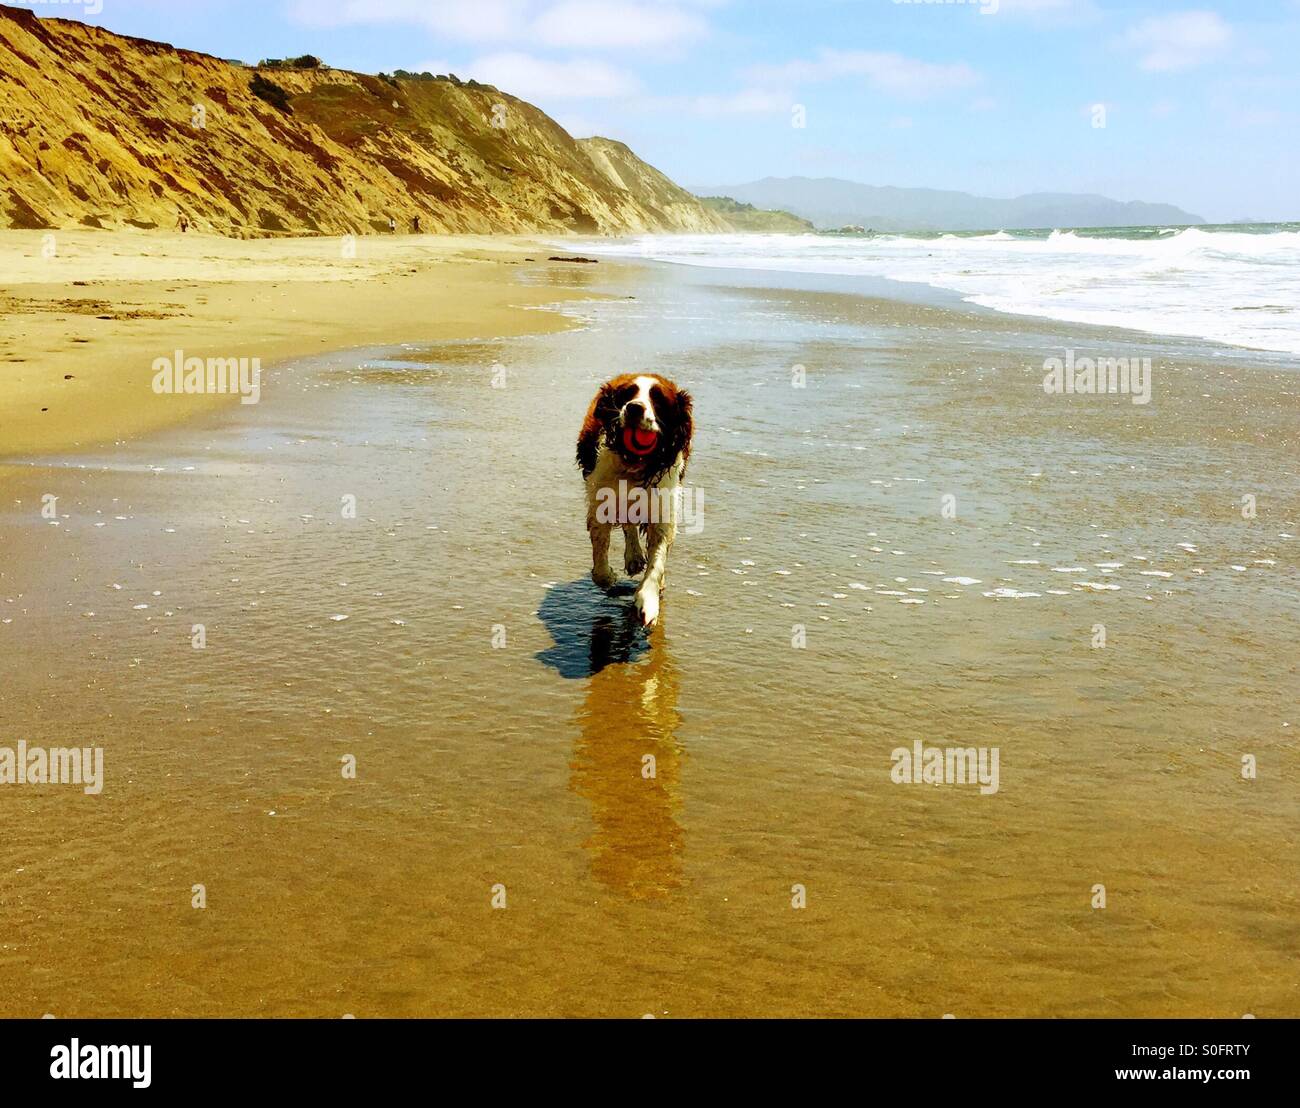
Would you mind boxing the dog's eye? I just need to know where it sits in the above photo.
[614,386,638,405]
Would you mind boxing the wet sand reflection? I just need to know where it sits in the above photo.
[537,579,685,899]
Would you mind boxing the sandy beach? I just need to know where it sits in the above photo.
[2,229,1296,1018]
[0,230,600,461]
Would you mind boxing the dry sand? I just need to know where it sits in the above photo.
[0,229,599,460]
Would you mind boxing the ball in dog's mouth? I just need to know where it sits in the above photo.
[623,427,659,456]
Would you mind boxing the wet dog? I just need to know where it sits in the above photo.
[576,374,693,627]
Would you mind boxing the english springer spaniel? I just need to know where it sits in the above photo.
[576,374,694,628]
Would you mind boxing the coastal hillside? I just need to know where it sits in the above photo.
[697,196,814,233]
[0,4,728,235]
[578,138,732,235]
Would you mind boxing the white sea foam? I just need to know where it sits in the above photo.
[573,228,1300,354]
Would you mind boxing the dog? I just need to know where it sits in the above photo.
[576,373,693,627]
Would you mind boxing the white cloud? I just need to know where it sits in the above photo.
[465,53,643,99]
[685,88,790,115]
[996,0,1099,18]
[533,2,708,48]
[1122,11,1232,72]
[289,0,710,49]
[289,0,531,42]
[747,49,980,98]
[613,88,791,118]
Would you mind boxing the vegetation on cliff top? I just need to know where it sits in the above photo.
[697,196,815,233]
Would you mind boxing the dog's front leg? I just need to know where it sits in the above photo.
[634,518,676,627]
[588,514,617,592]
[623,524,647,576]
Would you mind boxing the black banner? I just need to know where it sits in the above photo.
[4,1017,1291,1094]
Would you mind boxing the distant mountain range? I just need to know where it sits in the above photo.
[691,176,1205,232]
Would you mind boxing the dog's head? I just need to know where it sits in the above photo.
[579,373,693,477]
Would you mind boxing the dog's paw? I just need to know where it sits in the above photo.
[624,550,647,576]
[592,565,619,592]
[633,585,660,627]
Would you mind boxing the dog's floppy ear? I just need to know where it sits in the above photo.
[593,380,622,427]
[673,388,694,476]
[576,382,614,477]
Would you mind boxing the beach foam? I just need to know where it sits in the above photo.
[574,226,1300,354]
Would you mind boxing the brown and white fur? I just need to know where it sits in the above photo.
[576,373,694,627]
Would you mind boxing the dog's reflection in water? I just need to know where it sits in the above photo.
[536,580,684,900]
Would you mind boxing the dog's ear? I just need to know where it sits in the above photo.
[673,388,694,475]
[576,383,612,477]
[593,381,621,427]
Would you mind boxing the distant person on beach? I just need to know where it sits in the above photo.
[176,211,189,233]
[388,216,396,233]
[412,215,421,233]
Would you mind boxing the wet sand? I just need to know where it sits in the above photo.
[0,229,597,461]
[1,248,1297,1017]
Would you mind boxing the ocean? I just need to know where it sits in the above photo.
[572,223,1300,356]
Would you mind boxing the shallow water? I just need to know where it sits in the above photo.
[1,262,1297,1016]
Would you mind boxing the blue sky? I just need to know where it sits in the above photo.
[31,0,1300,221]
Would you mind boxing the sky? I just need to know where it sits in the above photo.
[24,0,1300,221]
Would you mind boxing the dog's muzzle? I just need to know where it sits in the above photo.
[620,400,660,455]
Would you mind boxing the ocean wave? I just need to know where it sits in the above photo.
[569,227,1300,355]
